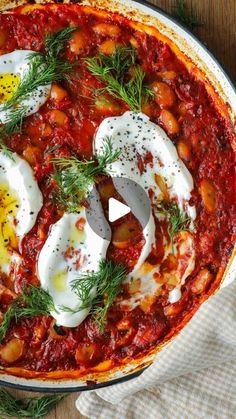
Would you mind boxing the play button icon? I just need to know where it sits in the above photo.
[86,177,151,241]
[108,198,130,222]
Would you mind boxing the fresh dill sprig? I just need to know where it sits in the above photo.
[45,26,76,58]
[52,136,120,212]
[0,389,67,418]
[0,106,28,158]
[0,137,14,160]
[0,285,56,342]
[3,27,76,111]
[173,0,202,30]
[96,135,121,174]
[62,260,127,332]
[158,200,191,252]
[0,27,76,155]
[45,143,62,155]
[0,106,28,134]
[85,46,153,111]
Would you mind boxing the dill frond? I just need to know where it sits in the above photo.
[173,0,202,29]
[85,46,153,111]
[158,200,191,252]
[0,389,67,418]
[62,259,127,332]
[52,136,120,212]
[0,285,56,342]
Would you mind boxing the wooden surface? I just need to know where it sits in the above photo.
[3,1,236,419]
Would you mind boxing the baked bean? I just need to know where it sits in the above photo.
[98,181,116,200]
[177,140,191,161]
[0,338,24,363]
[93,23,120,37]
[41,123,52,137]
[191,269,213,294]
[33,323,47,344]
[112,220,141,249]
[50,83,68,101]
[99,39,118,55]
[70,30,88,54]
[176,101,187,116]
[164,301,184,317]
[200,179,216,212]
[151,81,176,108]
[141,102,153,118]
[23,145,42,165]
[75,343,97,363]
[140,295,155,313]
[129,36,139,48]
[159,70,177,80]
[190,133,201,148]
[48,109,68,126]
[160,109,180,135]
[94,96,121,114]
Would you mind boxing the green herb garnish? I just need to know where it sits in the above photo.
[85,46,153,111]
[173,0,202,30]
[3,27,76,112]
[0,389,67,418]
[158,200,191,252]
[0,27,76,154]
[0,106,28,159]
[52,136,121,212]
[0,285,56,342]
[61,260,127,332]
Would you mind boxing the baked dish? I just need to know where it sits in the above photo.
[0,1,235,385]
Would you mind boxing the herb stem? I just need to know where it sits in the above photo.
[85,46,153,111]
[62,259,127,332]
[173,0,202,29]
[0,285,56,342]
[0,27,77,154]
[158,200,191,252]
[52,136,121,212]
[0,389,67,418]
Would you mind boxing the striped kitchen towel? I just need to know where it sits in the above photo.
[76,281,236,419]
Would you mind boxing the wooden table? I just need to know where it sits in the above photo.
[6,1,236,418]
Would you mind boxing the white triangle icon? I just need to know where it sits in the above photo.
[108,198,131,222]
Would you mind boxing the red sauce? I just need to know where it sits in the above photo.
[0,4,235,377]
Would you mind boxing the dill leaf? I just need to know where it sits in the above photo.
[4,28,77,111]
[85,46,153,111]
[0,389,67,418]
[63,259,127,332]
[52,136,120,211]
[173,0,202,29]
[158,200,191,252]
[0,285,56,342]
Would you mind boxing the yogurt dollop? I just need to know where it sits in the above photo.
[94,111,196,304]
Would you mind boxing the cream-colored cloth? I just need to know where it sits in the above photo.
[76,282,236,418]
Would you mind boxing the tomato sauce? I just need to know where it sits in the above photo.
[0,4,235,377]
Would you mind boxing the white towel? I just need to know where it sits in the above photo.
[76,281,236,418]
